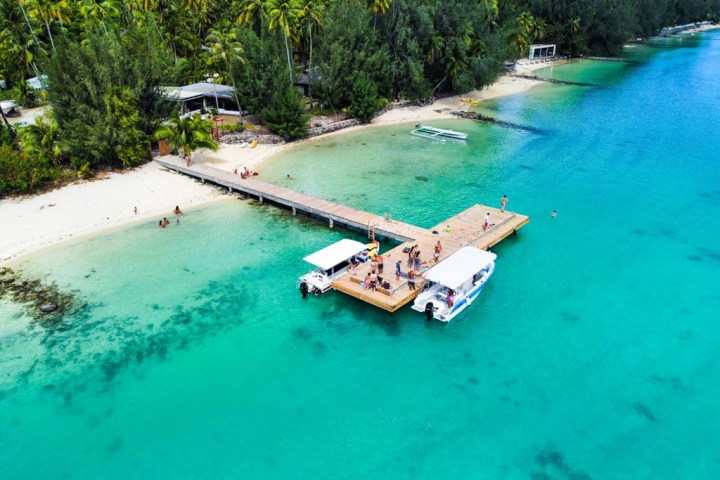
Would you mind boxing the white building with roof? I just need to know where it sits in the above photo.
[161,82,240,117]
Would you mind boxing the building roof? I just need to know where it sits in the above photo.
[295,68,320,86]
[424,247,497,290]
[303,239,367,270]
[28,75,47,90]
[161,82,235,101]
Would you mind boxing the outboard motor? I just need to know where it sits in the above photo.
[424,302,434,322]
[300,281,309,299]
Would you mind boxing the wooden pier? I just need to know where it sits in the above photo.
[155,155,529,312]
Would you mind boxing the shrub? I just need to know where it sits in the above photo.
[348,74,380,123]
[0,145,59,197]
[219,123,244,133]
[261,86,309,140]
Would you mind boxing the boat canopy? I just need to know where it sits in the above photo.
[424,247,497,290]
[303,239,367,270]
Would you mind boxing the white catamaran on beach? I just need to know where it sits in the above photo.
[410,124,468,142]
[411,247,496,322]
[299,239,369,297]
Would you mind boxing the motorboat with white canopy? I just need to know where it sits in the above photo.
[299,239,369,297]
[411,247,496,322]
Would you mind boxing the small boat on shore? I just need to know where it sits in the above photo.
[460,98,479,105]
[411,247,496,322]
[299,239,369,297]
[410,124,468,141]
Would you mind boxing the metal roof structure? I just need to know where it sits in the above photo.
[161,82,235,101]
[424,247,497,290]
[303,239,367,270]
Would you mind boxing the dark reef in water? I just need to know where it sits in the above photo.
[0,267,84,326]
[632,402,657,422]
[0,280,252,408]
[534,443,593,480]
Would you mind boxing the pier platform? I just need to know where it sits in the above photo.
[331,205,528,312]
[155,155,529,312]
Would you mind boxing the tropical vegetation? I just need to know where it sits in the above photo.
[0,0,718,197]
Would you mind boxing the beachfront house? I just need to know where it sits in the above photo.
[161,82,240,117]
[528,44,557,59]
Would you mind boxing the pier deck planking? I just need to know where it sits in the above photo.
[155,156,529,313]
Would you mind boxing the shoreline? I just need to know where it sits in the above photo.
[0,62,557,265]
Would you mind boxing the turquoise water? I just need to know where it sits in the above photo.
[2,31,720,479]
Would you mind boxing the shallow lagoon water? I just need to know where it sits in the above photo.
[2,32,720,479]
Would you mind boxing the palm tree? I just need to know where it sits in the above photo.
[366,0,390,28]
[48,0,70,31]
[25,0,58,50]
[79,0,119,35]
[206,22,245,123]
[1,0,42,83]
[235,0,265,31]
[154,113,218,162]
[532,17,547,41]
[366,0,390,15]
[17,0,41,47]
[265,0,303,83]
[568,17,580,36]
[19,115,62,165]
[299,0,323,71]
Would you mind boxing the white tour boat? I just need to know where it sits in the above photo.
[411,247,496,322]
[299,239,369,297]
[410,124,468,142]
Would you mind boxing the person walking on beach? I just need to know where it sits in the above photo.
[483,212,490,231]
[134,206,138,215]
[184,154,190,167]
[434,241,443,263]
[501,195,508,212]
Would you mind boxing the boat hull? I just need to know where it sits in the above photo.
[411,262,494,322]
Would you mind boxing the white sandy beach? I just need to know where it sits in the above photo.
[0,65,555,265]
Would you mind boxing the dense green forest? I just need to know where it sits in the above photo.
[1,0,718,196]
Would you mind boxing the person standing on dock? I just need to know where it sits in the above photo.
[501,195,508,212]
[377,255,384,274]
[396,260,402,279]
[484,212,490,231]
[408,270,416,290]
[434,241,443,263]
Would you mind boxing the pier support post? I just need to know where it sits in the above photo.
[259,196,263,204]
[201,178,205,184]
[292,206,297,216]
[329,218,334,229]
[229,187,233,194]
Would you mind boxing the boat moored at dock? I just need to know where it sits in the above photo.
[411,247,496,322]
[410,124,468,141]
[299,239,369,297]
